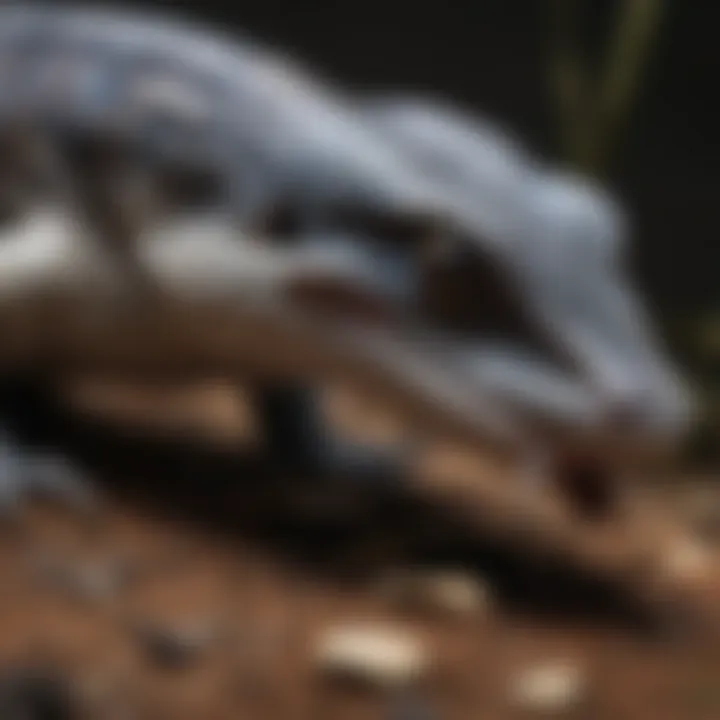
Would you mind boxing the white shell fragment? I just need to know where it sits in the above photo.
[660,537,713,583]
[509,660,586,714]
[380,569,491,617]
[314,622,430,689]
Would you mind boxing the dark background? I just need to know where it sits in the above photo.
[137,0,717,325]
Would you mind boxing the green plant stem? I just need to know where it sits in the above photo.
[547,0,665,178]
[548,0,590,168]
[590,0,666,175]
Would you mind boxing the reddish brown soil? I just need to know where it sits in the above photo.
[0,379,718,719]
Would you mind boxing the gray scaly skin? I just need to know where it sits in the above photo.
[0,5,450,510]
[360,94,694,456]
[359,94,696,513]
[0,7,689,513]
[0,207,531,503]
[0,4,463,510]
[0,4,448,239]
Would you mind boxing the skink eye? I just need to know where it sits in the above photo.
[284,274,399,327]
[257,199,304,240]
[159,164,225,213]
[329,206,445,251]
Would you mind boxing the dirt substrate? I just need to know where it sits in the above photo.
[0,380,719,719]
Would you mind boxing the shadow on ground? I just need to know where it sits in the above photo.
[18,385,671,639]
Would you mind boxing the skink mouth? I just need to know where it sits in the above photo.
[408,245,690,461]
[504,280,695,456]
[447,340,691,465]
[445,340,688,521]
[597,382,695,446]
[549,331,695,454]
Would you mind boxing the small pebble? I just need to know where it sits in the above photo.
[682,489,720,541]
[26,551,131,603]
[660,537,713,583]
[508,660,586,715]
[68,562,129,603]
[379,569,491,618]
[388,690,439,720]
[130,617,222,669]
[315,622,430,690]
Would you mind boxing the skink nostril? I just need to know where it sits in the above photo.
[603,392,692,439]
[603,395,651,431]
